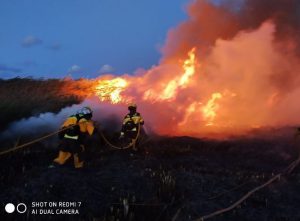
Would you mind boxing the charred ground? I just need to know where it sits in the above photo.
[0,130,299,221]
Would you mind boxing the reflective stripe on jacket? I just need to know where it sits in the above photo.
[122,112,144,133]
[62,115,95,140]
[64,134,79,140]
[122,112,144,125]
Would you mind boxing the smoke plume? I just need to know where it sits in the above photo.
[6,0,300,138]
[85,0,300,137]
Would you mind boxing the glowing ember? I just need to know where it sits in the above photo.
[94,78,128,104]
[202,93,223,126]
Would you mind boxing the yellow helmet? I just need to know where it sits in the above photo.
[128,103,137,108]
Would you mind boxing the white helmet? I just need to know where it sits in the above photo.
[77,106,93,117]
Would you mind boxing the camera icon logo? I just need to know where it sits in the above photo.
[5,203,15,213]
[5,203,27,214]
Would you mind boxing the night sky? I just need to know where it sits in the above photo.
[0,0,190,79]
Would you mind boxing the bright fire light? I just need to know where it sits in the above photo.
[202,93,223,126]
[159,47,196,100]
[143,47,197,102]
[94,77,128,104]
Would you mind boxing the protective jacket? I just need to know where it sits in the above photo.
[54,114,95,168]
[61,114,95,140]
[121,112,144,134]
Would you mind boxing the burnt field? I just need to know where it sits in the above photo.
[0,131,300,221]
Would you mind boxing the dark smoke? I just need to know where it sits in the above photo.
[162,0,300,60]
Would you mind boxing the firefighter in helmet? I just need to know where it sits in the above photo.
[52,106,95,168]
[120,103,144,150]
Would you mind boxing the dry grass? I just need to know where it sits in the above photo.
[0,77,92,130]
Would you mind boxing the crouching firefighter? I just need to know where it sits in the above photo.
[52,107,96,168]
[120,103,144,151]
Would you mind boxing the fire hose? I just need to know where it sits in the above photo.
[1,122,300,220]
[98,123,141,150]
[191,155,300,221]
[0,127,67,156]
[0,121,141,156]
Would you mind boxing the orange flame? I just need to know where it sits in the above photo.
[77,46,239,137]
[179,47,196,86]
[202,93,223,126]
[71,0,300,138]
[90,48,226,134]
[94,77,128,104]
[178,102,198,127]
[143,47,196,101]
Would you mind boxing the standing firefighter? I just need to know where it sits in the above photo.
[120,103,144,150]
[52,107,95,168]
